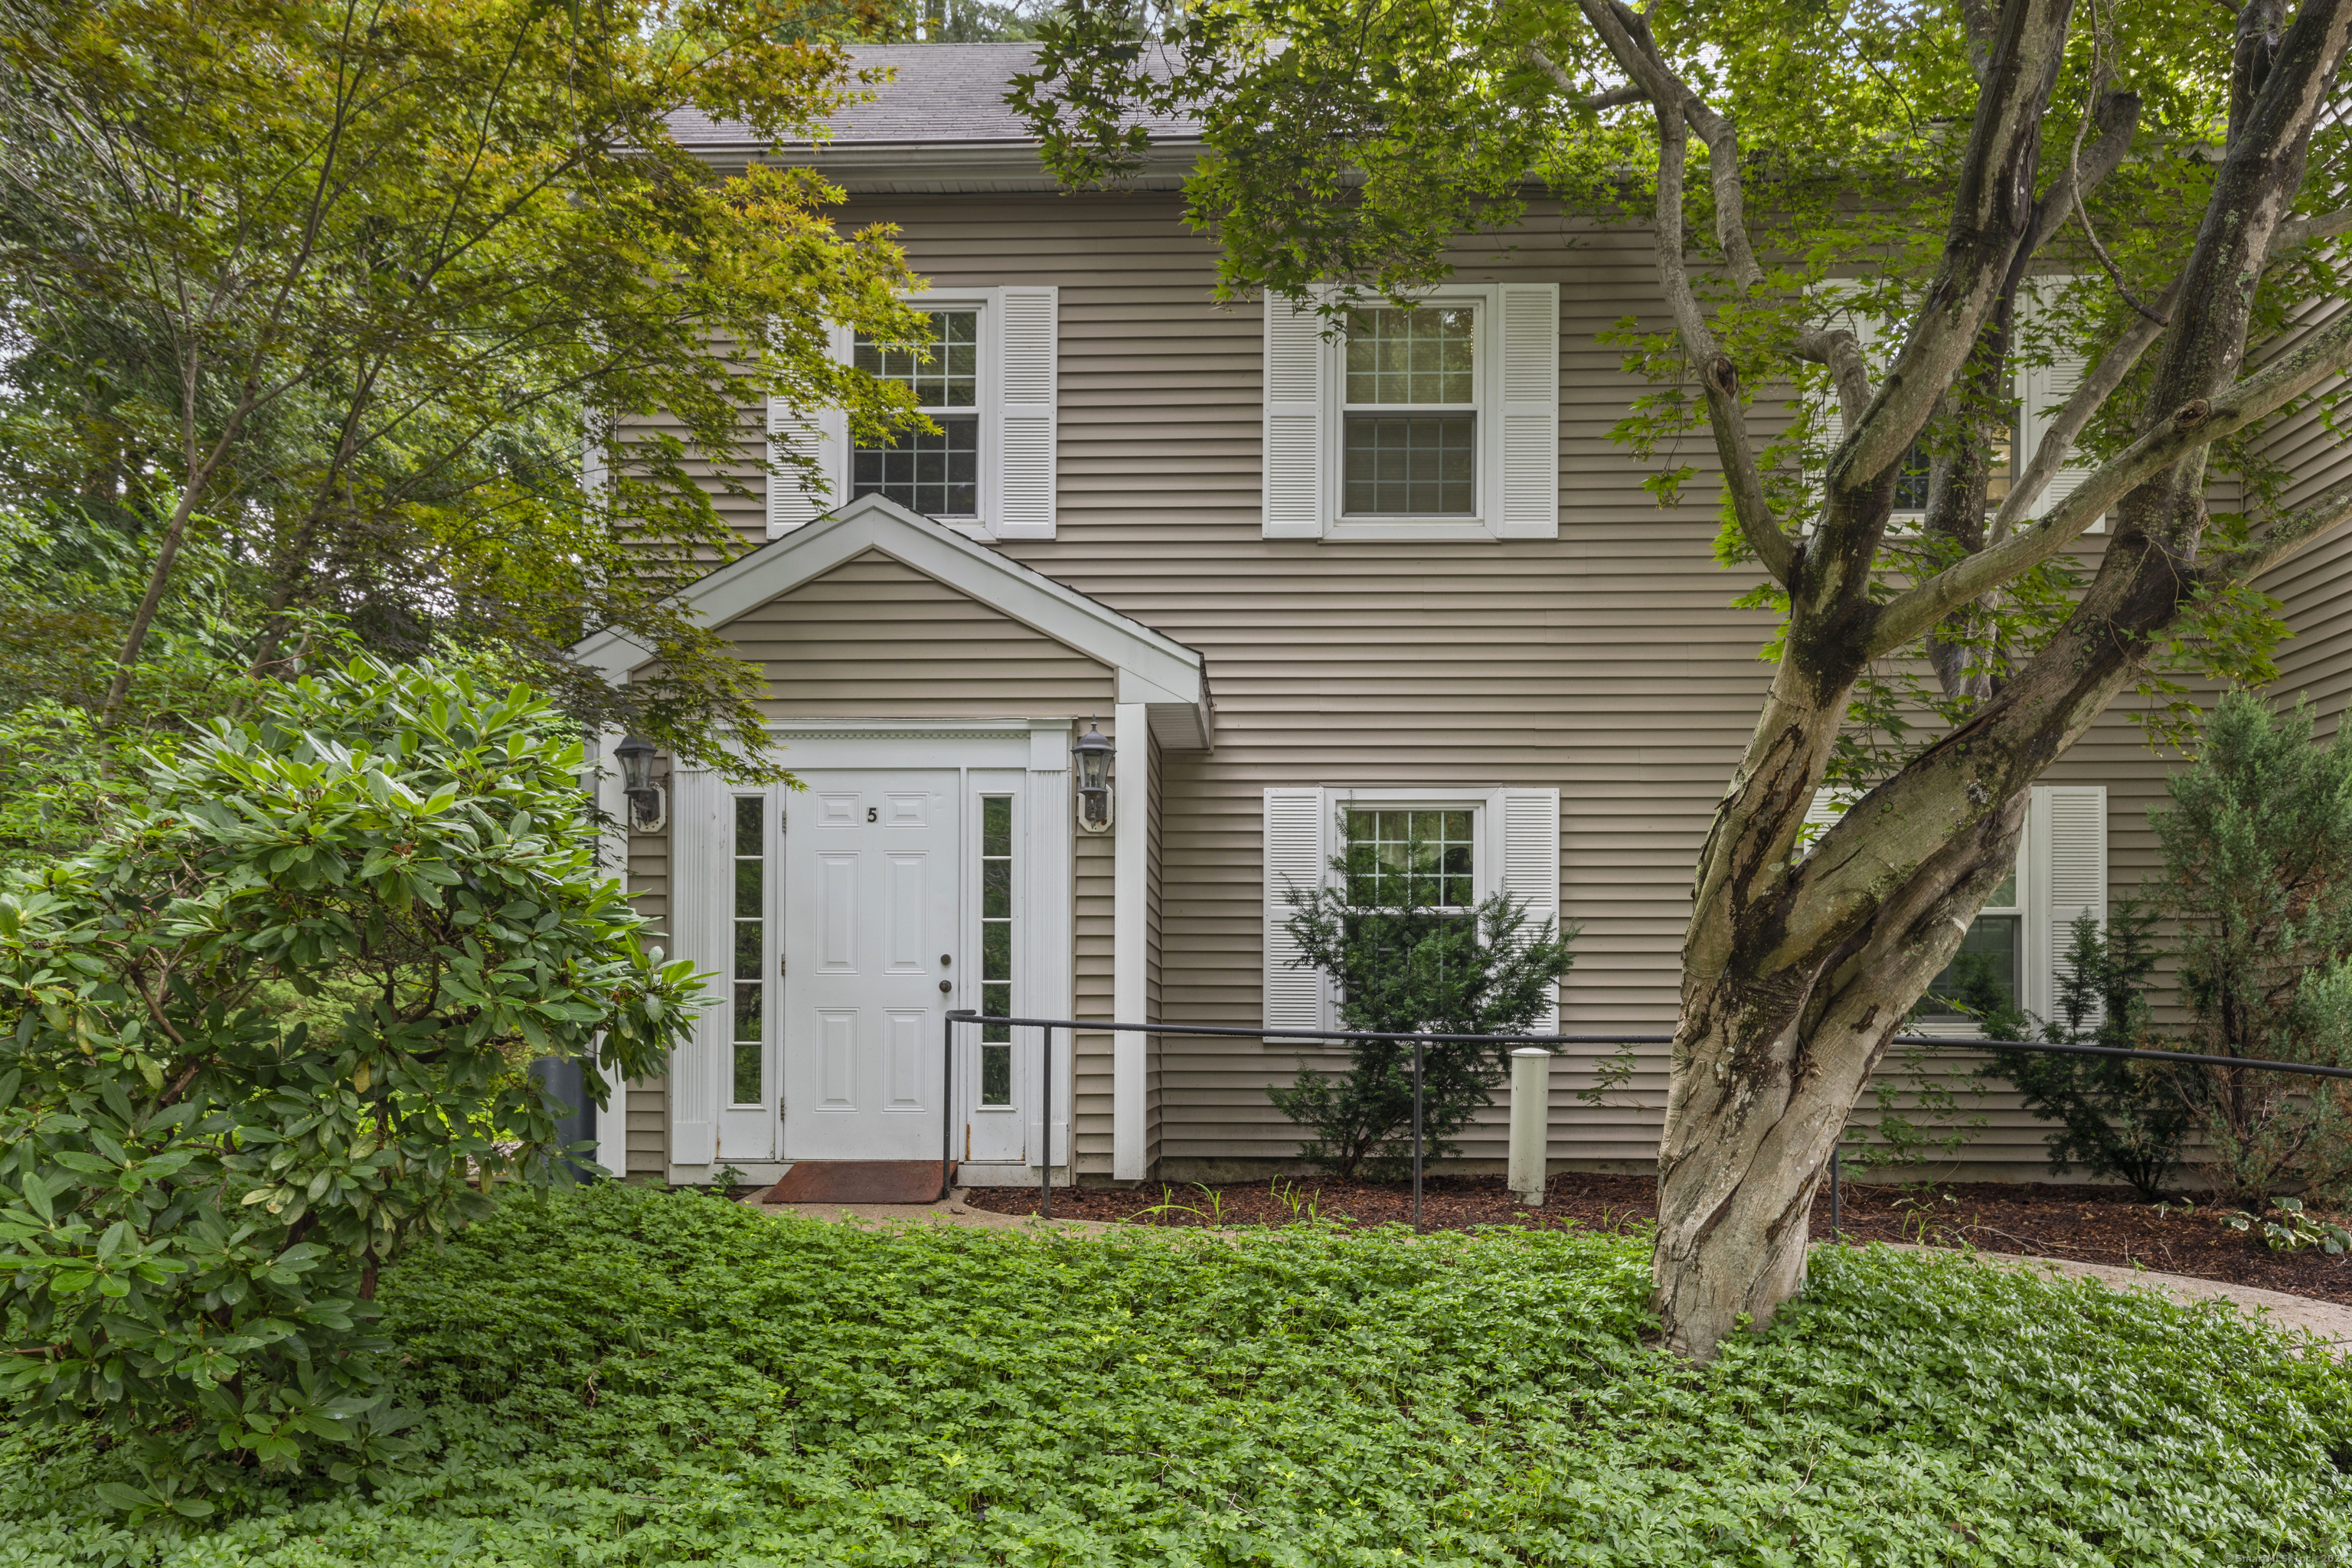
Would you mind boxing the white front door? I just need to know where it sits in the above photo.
[782,770,959,1161]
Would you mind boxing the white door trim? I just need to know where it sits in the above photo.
[665,722,1074,1183]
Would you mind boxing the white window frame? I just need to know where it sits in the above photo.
[1331,294,1498,540]
[1263,785,1561,1040]
[1263,285,1559,544]
[1811,783,2105,1038]
[1806,280,2101,537]
[769,285,1057,542]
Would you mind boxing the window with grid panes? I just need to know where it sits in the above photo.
[730,796,766,1103]
[1344,808,1475,910]
[1342,308,1476,516]
[1923,860,2022,1017]
[978,795,1014,1105]
[853,310,979,518]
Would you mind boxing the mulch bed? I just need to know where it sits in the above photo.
[960,1171,2352,1306]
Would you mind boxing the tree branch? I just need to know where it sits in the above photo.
[2202,474,2352,586]
[1957,0,2000,86]
[1866,298,2352,658]
[1988,277,2181,542]
[1647,96,1795,584]
[1789,329,1872,427]
[2271,205,2352,262]
[1569,0,1766,292]
[1521,44,1646,109]
[1827,0,2076,500]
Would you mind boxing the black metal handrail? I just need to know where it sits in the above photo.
[939,1009,2352,1219]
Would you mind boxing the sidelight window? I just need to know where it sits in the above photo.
[979,795,1014,1106]
[730,795,766,1105]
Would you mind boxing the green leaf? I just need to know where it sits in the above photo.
[19,1171,53,1224]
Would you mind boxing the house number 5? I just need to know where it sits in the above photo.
[866,806,878,822]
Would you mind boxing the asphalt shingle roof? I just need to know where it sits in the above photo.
[667,42,1191,152]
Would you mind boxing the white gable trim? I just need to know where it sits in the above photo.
[570,492,1213,748]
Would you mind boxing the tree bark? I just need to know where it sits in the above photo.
[1648,0,2352,1360]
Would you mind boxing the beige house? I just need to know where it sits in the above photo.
[577,44,2352,1190]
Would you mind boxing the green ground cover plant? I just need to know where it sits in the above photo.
[3,1183,2348,1566]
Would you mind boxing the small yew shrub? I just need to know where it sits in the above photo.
[4,1184,2349,1563]
[0,657,698,1508]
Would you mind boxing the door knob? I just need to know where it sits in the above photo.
[939,953,952,966]
[939,980,952,994]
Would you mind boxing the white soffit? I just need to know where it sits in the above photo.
[570,493,1214,749]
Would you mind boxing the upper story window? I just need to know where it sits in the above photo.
[1263,283,1560,544]
[767,286,1059,541]
[1342,309,1478,518]
[854,309,981,520]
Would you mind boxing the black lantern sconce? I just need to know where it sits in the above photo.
[1073,720,1115,833]
[613,734,667,833]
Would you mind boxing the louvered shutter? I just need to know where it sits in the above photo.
[1496,286,1561,539]
[2027,785,2107,1023]
[1498,789,1563,1032]
[1263,299,1325,538]
[1798,786,1855,856]
[2017,283,2102,531]
[995,286,1057,539]
[1263,788,1328,1035]
[666,766,724,1167]
[766,399,848,537]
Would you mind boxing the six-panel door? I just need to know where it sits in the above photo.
[781,770,960,1161]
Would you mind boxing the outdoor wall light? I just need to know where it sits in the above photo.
[1073,720,1115,833]
[613,733,667,834]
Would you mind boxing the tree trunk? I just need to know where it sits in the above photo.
[1645,0,2350,1362]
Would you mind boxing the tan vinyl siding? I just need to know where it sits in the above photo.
[650,185,2339,1181]
[714,548,1117,717]
[1073,792,1116,1174]
[623,790,675,1177]
[768,194,1778,1171]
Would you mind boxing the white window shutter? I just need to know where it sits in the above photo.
[1798,786,1855,856]
[2017,283,2102,532]
[1495,285,1561,539]
[666,766,724,1167]
[1498,788,1563,1032]
[2027,784,2107,1023]
[766,400,848,537]
[995,286,1058,539]
[1263,299,1325,538]
[1263,787,1328,1035]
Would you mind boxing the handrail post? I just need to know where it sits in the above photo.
[941,1010,955,1203]
[1040,1023,1054,1221]
[1411,1038,1423,1231]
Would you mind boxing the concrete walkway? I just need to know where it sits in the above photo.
[745,1189,1114,1235]
[746,1191,2350,1354]
[1887,1243,2352,1355]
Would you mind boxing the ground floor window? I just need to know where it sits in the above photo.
[1343,807,1476,909]
[1923,861,2022,1022]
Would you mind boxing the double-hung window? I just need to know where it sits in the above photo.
[1263,284,1560,542]
[1344,806,1477,909]
[1807,785,2108,1034]
[1341,310,1478,518]
[1813,279,2092,534]
[1263,786,1563,1037]
[768,286,1059,540]
[854,310,980,520]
